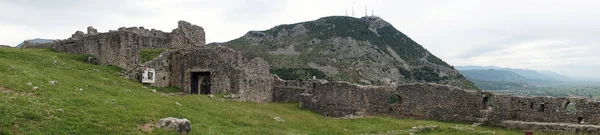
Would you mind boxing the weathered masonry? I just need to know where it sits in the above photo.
[22,20,600,133]
[23,21,273,103]
[273,79,600,133]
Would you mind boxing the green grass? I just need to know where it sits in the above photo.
[140,49,167,63]
[0,48,558,134]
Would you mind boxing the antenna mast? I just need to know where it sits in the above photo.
[345,9,348,16]
[372,10,374,16]
[351,6,355,17]
[365,6,368,16]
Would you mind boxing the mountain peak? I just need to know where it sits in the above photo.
[219,16,477,89]
[360,16,391,29]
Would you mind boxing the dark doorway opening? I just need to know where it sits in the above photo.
[529,102,534,110]
[482,97,490,110]
[191,72,211,94]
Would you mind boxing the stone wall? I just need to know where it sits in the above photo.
[293,80,600,133]
[272,77,313,102]
[393,84,490,122]
[22,21,205,71]
[166,46,273,102]
[300,81,395,117]
[134,50,173,87]
[299,82,488,121]
[488,95,600,125]
[240,58,273,102]
[169,46,244,94]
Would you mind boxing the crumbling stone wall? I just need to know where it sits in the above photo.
[300,81,395,117]
[170,21,205,48]
[22,21,204,71]
[21,20,272,102]
[300,82,488,122]
[393,84,490,122]
[272,76,313,102]
[488,95,600,125]
[167,46,273,102]
[169,46,243,94]
[295,81,600,133]
[134,50,174,87]
[240,58,273,102]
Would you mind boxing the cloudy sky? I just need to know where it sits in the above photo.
[1,0,598,77]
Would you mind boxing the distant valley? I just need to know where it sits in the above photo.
[457,65,600,99]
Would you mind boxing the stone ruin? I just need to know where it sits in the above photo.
[272,78,600,133]
[23,21,272,103]
[22,21,600,133]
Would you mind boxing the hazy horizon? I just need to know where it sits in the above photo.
[1,0,598,78]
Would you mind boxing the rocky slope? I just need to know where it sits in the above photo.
[215,16,477,89]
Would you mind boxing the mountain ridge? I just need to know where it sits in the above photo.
[456,65,570,82]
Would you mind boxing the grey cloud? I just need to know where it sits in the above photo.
[455,34,541,59]
[222,0,287,22]
[0,0,154,30]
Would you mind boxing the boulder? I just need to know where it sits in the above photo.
[155,117,191,134]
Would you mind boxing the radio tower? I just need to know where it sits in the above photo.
[345,9,348,16]
[365,6,368,16]
[351,6,355,16]
[372,10,374,16]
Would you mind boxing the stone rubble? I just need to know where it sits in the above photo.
[155,117,191,134]
[273,117,285,122]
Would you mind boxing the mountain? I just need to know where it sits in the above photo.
[456,66,570,82]
[16,38,55,48]
[213,16,478,89]
[455,66,575,90]
[455,65,502,70]
[468,79,533,90]
[506,68,569,82]
[539,70,571,81]
[459,69,528,82]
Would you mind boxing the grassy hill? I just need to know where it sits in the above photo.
[0,48,553,134]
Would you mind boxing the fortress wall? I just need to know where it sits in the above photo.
[392,84,489,122]
[489,95,600,125]
[299,81,396,117]
[296,81,600,133]
[272,79,313,102]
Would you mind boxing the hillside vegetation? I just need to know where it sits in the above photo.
[0,48,555,134]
